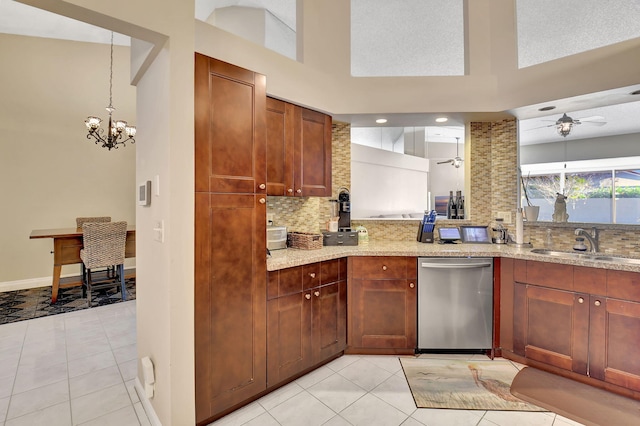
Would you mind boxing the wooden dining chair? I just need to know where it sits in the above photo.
[80,221,127,307]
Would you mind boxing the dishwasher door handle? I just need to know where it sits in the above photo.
[421,262,492,269]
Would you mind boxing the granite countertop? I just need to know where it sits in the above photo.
[267,241,640,273]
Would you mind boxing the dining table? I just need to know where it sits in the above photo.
[30,226,136,303]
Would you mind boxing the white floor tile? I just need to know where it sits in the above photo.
[4,401,72,426]
[107,331,136,350]
[481,410,555,426]
[113,343,137,364]
[70,382,131,425]
[67,350,116,379]
[337,357,394,391]
[370,372,417,415]
[257,381,304,412]
[307,373,367,413]
[411,408,485,426]
[269,391,335,426]
[400,417,426,426]
[340,393,408,426]
[361,355,405,374]
[7,380,69,420]
[324,355,361,372]
[125,379,140,403]
[295,365,335,389]
[0,395,10,422]
[322,415,353,426]
[208,401,266,425]
[118,358,138,381]
[0,371,16,399]
[69,364,123,399]
[243,412,280,426]
[12,360,68,394]
[66,335,112,362]
[76,404,140,426]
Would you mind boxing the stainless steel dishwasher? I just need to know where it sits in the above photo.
[417,257,493,351]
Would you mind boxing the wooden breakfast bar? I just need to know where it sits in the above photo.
[30,226,136,303]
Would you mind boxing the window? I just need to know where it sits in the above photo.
[522,162,640,224]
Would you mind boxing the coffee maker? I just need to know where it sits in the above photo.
[337,187,351,231]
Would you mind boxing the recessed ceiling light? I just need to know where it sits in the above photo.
[538,106,556,112]
[631,90,640,95]
[435,117,448,123]
[375,118,387,124]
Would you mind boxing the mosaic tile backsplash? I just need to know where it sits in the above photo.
[268,120,640,255]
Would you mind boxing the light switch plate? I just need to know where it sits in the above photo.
[153,220,164,243]
[496,211,512,223]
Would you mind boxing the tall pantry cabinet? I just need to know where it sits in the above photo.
[194,53,267,424]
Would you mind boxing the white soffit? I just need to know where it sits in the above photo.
[516,0,640,68]
[350,0,464,77]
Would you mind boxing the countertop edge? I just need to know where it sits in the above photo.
[267,242,640,273]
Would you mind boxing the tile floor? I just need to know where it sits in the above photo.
[209,354,585,426]
[0,300,148,425]
[0,300,585,426]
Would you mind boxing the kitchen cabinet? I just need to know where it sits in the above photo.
[505,259,640,397]
[194,53,267,424]
[267,258,347,387]
[266,97,332,197]
[347,256,417,354]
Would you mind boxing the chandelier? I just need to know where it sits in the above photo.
[85,32,136,150]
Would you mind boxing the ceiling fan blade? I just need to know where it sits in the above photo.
[576,115,605,122]
[437,159,454,165]
[525,123,557,130]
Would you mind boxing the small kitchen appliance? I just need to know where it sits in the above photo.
[492,218,508,244]
[337,187,351,231]
[267,226,287,250]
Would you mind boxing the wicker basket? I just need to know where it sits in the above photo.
[287,232,323,250]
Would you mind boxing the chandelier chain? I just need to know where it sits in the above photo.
[108,31,114,112]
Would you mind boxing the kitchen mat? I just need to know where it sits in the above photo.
[400,357,546,411]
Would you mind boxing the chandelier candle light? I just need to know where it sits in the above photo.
[85,32,136,150]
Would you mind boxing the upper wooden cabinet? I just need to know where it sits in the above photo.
[195,54,267,194]
[266,97,332,197]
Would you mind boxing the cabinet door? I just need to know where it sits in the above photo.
[312,282,347,363]
[589,297,640,391]
[267,291,312,387]
[266,97,295,196]
[513,283,589,373]
[295,107,332,197]
[195,192,267,422]
[195,54,266,194]
[349,278,417,350]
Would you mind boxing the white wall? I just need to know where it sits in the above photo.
[351,144,430,218]
[0,34,136,286]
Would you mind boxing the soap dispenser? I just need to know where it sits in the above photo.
[544,229,554,249]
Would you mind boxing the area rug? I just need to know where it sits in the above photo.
[401,357,547,411]
[0,276,136,324]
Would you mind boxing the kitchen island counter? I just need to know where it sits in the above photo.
[267,241,640,273]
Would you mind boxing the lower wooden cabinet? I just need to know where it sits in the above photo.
[506,259,640,397]
[347,257,417,353]
[267,259,347,387]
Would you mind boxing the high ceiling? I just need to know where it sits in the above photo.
[1,0,639,145]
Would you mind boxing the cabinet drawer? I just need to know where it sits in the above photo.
[267,266,303,300]
[303,263,321,290]
[607,270,640,303]
[320,259,340,285]
[351,256,413,280]
[525,261,573,291]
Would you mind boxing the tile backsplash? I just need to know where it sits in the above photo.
[268,119,640,253]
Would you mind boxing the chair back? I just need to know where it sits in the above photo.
[76,216,111,228]
[81,221,127,269]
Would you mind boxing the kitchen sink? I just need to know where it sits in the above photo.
[530,248,640,265]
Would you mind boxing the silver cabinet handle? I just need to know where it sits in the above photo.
[421,262,492,269]
[409,283,415,288]
[382,265,387,271]
[594,300,601,307]
[578,297,584,304]
[296,189,302,194]
[259,183,266,190]
[309,273,316,278]
[259,198,266,204]
[287,188,293,193]
[305,294,311,300]
[314,291,320,297]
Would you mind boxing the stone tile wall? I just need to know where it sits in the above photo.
[269,118,640,253]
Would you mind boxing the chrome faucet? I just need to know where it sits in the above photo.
[574,227,599,253]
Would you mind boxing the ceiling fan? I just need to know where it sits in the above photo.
[437,137,463,168]
[534,113,607,137]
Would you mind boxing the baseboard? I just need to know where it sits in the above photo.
[0,276,52,292]
[0,267,136,293]
[135,377,162,426]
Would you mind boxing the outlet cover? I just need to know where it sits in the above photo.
[496,211,512,223]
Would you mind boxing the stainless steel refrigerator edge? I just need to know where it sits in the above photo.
[417,257,493,350]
